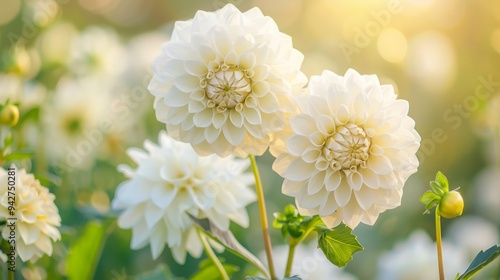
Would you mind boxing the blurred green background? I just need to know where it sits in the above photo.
[0,0,499,279]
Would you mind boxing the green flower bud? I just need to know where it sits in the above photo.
[0,104,19,127]
[439,191,464,219]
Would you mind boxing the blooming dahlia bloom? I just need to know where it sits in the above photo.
[0,167,61,262]
[111,132,256,263]
[148,4,307,157]
[273,69,420,229]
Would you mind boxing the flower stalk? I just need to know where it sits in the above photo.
[435,208,445,280]
[284,239,297,277]
[197,227,230,280]
[249,155,276,280]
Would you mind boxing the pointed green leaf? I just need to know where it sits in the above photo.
[430,181,445,195]
[283,276,302,280]
[435,171,449,192]
[189,215,270,279]
[3,151,34,161]
[317,224,363,268]
[191,258,239,280]
[66,221,107,280]
[420,191,441,205]
[457,244,500,280]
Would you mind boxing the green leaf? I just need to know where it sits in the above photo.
[189,215,270,279]
[435,171,449,192]
[17,106,40,126]
[66,221,107,280]
[317,224,363,268]
[190,258,239,280]
[420,191,441,205]
[457,244,500,280]
[430,181,445,195]
[245,277,266,280]
[137,264,184,280]
[3,151,33,161]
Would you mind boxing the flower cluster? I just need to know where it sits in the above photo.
[112,132,256,263]
[0,167,61,262]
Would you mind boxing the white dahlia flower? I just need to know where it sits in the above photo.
[0,167,61,262]
[148,4,307,157]
[111,131,256,263]
[273,69,420,229]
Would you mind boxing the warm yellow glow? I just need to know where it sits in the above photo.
[0,0,21,25]
[377,28,407,63]
[491,29,500,54]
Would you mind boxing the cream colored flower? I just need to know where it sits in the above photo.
[148,4,307,157]
[273,69,420,229]
[0,167,61,262]
[111,131,256,263]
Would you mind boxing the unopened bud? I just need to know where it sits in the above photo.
[0,104,19,127]
[439,191,464,219]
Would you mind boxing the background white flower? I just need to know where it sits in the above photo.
[148,3,307,158]
[376,230,468,280]
[273,69,420,229]
[261,242,358,280]
[0,167,61,262]
[111,131,256,263]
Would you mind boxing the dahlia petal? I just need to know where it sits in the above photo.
[145,203,164,228]
[188,99,206,113]
[193,109,213,127]
[243,107,262,125]
[342,202,363,229]
[223,123,245,146]
[252,81,270,97]
[316,115,336,135]
[354,189,373,210]
[228,110,243,127]
[173,75,200,93]
[290,114,317,136]
[212,112,228,129]
[166,106,190,125]
[35,236,53,255]
[237,52,256,70]
[334,180,352,207]
[302,147,321,163]
[362,168,380,189]
[19,223,41,245]
[164,42,194,60]
[212,27,232,56]
[325,171,342,191]
[336,104,350,125]
[204,126,221,144]
[282,179,305,196]
[368,155,393,175]
[151,185,178,208]
[319,192,339,216]
[283,159,316,181]
[307,171,326,195]
[150,225,167,259]
[347,172,363,191]
[257,92,280,113]
[286,135,310,156]
[184,60,207,77]
[164,87,191,107]
[321,214,342,228]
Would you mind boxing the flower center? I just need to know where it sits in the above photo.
[323,123,371,172]
[203,65,252,112]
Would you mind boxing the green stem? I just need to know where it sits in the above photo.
[197,227,229,280]
[284,241,297,277]
[8,270,14,280]
[249,155,276,280]
[435,209,445,280]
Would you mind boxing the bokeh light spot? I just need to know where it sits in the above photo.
[377,28,407,63]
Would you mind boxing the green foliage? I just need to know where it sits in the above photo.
[456,244,500,280]
[316,224,363,268]
[66,221,106,280]
[273,205,323,243]
[190,258,239,280]
[136,264,184,280]
[420,171,452,214]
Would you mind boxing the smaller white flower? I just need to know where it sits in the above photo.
[0,167,61,262]
[112,131,256,263]
[43,77,113,168]
[69,26,127,78]
[376,230,468,280]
